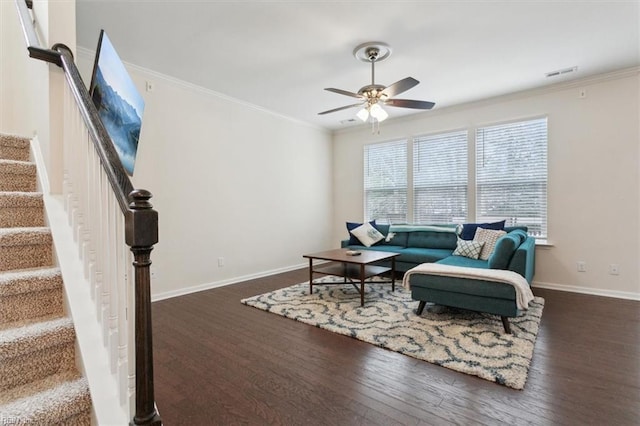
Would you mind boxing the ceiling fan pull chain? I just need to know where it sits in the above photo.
[370,118,380,135]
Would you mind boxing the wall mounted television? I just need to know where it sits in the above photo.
[89,29,145,176]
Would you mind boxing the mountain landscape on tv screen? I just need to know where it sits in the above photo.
[92,67,142,175]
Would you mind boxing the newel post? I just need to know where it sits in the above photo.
[126,189,162,426]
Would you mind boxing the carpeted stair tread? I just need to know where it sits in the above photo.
[0,267,62,296]
[0,192,44,207]
[0,159,35,174]
[0,192,45,228]
[0,313,63,333]
[0,159,37,192]
[0,227,53,271]
[0,134,30,162]
[0,227,51,246]
[0,316,76,392]
[0,268,63,324]
[0,316,75,360]
[0,371,91,424]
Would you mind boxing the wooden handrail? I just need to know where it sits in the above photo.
[14,1,162,425]
[55,44,133,214]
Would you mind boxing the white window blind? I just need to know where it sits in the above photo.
[364,140,407,223]
[476,117,548,238]
[413,131,468,224]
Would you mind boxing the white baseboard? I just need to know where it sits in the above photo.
[152,270,640,303]
[151,262,308,302]
[532,281,640,301]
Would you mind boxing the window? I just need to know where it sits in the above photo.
[476,118,548,238]
[364,140,407,223]
[362,117,548,238]
[413,131,468,224]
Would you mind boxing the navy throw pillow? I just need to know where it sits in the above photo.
[460,220,506,240]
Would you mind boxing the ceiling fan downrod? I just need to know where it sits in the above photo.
[367,47,379,86]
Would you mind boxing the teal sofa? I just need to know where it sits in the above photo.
[341,223,535,333]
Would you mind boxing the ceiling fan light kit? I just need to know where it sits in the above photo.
[319,41,435,132]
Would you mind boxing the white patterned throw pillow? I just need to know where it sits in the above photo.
[453,239,485,259]
[474,228,507,260]
[350,222,384,247]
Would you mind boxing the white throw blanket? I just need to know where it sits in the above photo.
[402,263,534,310]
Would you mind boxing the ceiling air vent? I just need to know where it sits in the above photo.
[340,118,358,124]
[545,66,578,78]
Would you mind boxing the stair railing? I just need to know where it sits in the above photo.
[14,1,162,425]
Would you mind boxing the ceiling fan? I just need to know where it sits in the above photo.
[319,42,435,125]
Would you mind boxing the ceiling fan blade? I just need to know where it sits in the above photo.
[318,102,365,115]
[324,88,364,99]
[384,99,435,110]
[380,77,419,98]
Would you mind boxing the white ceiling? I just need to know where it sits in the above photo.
[75,1,640,131]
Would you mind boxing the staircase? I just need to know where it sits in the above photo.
[0,134,92,424]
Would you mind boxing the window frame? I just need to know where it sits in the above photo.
[361,115,549,239]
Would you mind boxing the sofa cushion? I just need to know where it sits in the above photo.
[346,220,375,245]
[512,229,529,242]
[378,231,408,247]
[406,231,458,250]
[350,222,384,247]
[397,247,453,264]
[452,239,484,259]
[408,272,516,300]
[436,255,489,269]
[504,226,528,234]
[460,220,506,240]
[374,223,390,238]
[473,228,507,260]
[488,233,521,269]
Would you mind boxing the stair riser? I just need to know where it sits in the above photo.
[0,343,75,391]
[0,290,63,324]
[0,207,45,228]
[0,146,30,162]
[0,173,36,192]
[0,245,53,271]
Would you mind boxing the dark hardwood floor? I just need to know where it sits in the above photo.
[152,269,640,425]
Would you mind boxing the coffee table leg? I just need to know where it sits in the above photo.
[392,257,396,291]
[360,264,365,306]
[308,258,313,294]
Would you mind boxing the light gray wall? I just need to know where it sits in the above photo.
[77,51,334,300]
[0,0,44,138]
[332,71,640,299]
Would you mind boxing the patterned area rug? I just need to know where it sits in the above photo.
[241,275,544,389]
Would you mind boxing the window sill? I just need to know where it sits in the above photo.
[535,239,554,248]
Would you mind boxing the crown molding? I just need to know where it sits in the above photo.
[335,66,640,136]
[76,47,331,135]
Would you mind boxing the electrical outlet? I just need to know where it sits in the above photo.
[609,264,620,275]
[218,257,225,267]
[145,81,154,92]
[577,261,586,272]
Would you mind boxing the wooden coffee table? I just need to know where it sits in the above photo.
[303,248,400,306]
